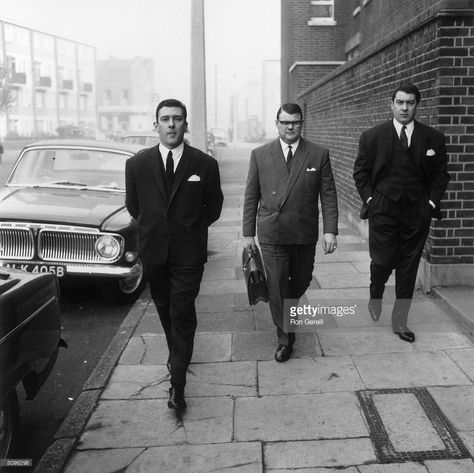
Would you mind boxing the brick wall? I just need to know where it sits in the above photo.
[298,5,474,288]
[281,0,351,102]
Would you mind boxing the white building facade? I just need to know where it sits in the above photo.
[0,18,96,139]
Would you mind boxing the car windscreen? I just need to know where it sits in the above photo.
[8,148,130,189]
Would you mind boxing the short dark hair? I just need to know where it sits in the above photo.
[276,103,303,121]
[156,99,187,122]
[391,83,421,103]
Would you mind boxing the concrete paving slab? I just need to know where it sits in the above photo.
[125,442,262,473]
[134,311,163,335]
[254,310,275,331]
[234,393,368,441]
[195,293,238,312]
[316,272,370,289]
[446,348,474,381]
[199,279,246,295]
[317,324,472,357]
[232,331,321,361]
[63,448,144,473]
[428,386,474,431]
[264,438,376,469]
[196,310,256,332]
[353,352,472,388]
[433,287,474,326]
[315,250,371,263]
[373,392,445,451]
[258,357,364,395]
[313,262,359,276]
[424,459,474,473]
[358,463,428,472]
[103,361,256,399]
[78,397,234,449]
[119,333,231,364]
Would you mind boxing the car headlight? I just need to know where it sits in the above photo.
[95,235,121,260]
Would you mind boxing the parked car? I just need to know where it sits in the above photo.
[121,132,159,147]
[0,139,145,304]
[0,267,66,458]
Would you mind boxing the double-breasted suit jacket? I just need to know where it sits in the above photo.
[125,144,223,266]
[353,120,450,220]
[243,138,338,243]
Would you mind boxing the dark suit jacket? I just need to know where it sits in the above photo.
[242,138,338,244]
[353,120,450,220]
[125,143,223,266]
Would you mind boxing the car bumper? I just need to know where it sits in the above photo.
[0,260,142,279]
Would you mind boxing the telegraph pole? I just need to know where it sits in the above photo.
[190,0,208,152]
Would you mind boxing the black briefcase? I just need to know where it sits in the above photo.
[242,246,268,305]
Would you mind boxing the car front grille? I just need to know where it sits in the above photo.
[0,223,123,263]
[0,225,34,259]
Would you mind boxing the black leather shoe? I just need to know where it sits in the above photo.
[394,329,415,343]
[275,344,292,362]
[168,386,186,410]
[368,299,382,321]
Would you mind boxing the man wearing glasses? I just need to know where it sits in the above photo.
[243,103,338,362]
[125,99,223,411]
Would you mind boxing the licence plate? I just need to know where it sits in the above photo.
[3,263,66,278]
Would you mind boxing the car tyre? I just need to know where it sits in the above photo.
[99,259,146,305]
[0,390,19,459]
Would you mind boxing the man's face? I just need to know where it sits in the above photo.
[155,106,188,149]
[391,91,418,125]
[275,111,303,144]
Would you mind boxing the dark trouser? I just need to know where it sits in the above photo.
[368,191,431,330]
[260,243,316,346]
[146,263,204,387]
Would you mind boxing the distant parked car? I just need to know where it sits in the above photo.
[0,267,65,458]
[0,139,145,304]
[121,132,160,147]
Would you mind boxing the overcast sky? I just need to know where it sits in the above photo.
[1,0,280,119]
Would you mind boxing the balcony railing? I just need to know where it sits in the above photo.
[10,72,27,85]
[35,76,52,88]
[61,79,73,90]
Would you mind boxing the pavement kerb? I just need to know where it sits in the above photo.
[431,288,474,343]
[32,293,151,473]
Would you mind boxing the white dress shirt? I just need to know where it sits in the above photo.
[159,142,184,171]
[279,138,300,162]
[393,119,414,147]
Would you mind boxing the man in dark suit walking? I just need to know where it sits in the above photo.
[125,99,223,410]
[353,83,450,342]
[243,103,338,362]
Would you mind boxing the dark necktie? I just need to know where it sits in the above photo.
[165,151,174,193]
[286,145,293,170]
[400,125,408,150]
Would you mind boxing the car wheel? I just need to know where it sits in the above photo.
[99,259,146,305]
[0,390,19,459]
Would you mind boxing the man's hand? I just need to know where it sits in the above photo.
[322,233,337,254]
[243,236,256,249]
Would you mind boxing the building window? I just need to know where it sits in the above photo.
[308,0,336,26]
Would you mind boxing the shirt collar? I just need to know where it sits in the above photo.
[279,138,300,154]
[393,118,414,137]
[159,142,184,161]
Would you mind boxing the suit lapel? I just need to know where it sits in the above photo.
[383,121,394,168]
[281,139,309,207]
[168,144,191,205]
[148,145,168,203]
[411,121,423,170]
[271,139,290,184]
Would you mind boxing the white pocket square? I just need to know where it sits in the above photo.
[426,149,436,157]
[188,175,201,182]
[306,167,317,172]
